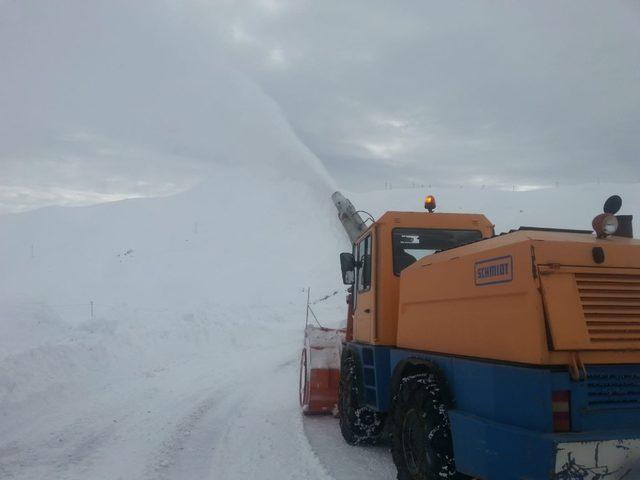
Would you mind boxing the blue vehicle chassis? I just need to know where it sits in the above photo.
[343,342,640,480]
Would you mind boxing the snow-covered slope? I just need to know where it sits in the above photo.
[1,178,638,479]
[0,161,349,479]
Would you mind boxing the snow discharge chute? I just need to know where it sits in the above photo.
[331,192,367,243]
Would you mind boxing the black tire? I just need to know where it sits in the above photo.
[338,352,386,445]
[391,373,461,480]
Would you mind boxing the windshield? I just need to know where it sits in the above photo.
[392,228,482,275]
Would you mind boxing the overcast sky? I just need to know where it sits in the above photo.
[1,0,639,212]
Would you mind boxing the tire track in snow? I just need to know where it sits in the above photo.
[303,416,396,480]
[143,350,396,480]
[141,358,330,480]
[208,360,332,480]
[143,393,220,480]
[139,351,331,480]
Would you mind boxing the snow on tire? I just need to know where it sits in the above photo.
[338,352,386,445]
[391,373,463,480]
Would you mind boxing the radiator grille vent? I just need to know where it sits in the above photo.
[576,272,640,343]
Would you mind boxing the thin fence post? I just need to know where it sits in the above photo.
[305,288,310,327]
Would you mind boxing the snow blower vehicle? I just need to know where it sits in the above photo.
[301,191,640,480]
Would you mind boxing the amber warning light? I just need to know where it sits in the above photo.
[424,195,436,213]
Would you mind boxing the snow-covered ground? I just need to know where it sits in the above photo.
[2,172,638,479]
[0,162,345,479]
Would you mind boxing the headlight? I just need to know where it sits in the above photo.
[602,215,619,235]
[592,213,618,238]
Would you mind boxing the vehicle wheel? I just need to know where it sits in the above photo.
[338,352,385,445]
[391,373,460,480]
[299,348,310,412]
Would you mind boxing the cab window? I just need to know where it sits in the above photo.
[392,228,481,275]
[356,234,372,292]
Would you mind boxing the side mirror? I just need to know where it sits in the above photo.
[340,252,356,285]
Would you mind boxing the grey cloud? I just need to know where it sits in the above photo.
[1,0,639,212]
[217,1,640,187]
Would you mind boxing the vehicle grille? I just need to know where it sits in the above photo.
[586,371,640,409]
[576,272,640,343]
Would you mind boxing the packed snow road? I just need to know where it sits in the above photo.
[0,304,394,480]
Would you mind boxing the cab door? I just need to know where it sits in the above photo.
[353,233,376,343]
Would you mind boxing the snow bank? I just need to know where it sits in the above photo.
[0,165,347,395]
[0,165,349,479]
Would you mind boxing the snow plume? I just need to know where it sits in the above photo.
[0,3,347,478]
[0,0,335,213]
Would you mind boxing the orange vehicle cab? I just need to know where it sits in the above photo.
[335,194,640,480]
